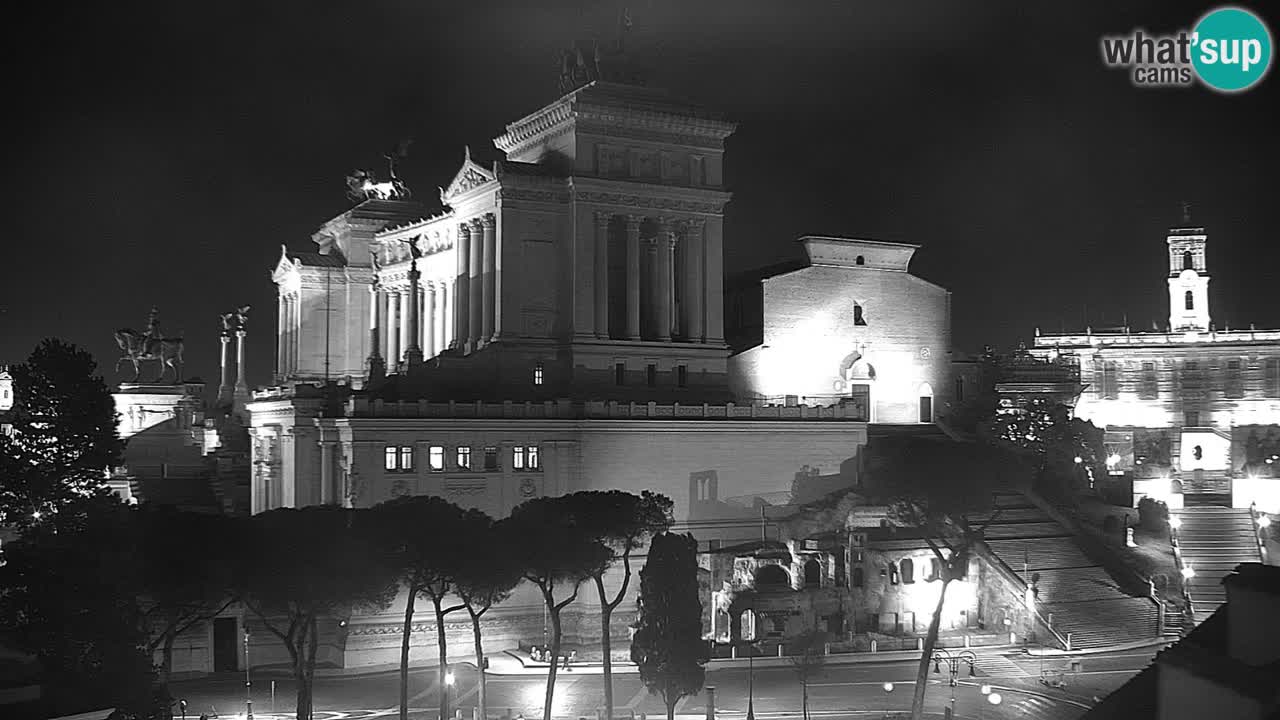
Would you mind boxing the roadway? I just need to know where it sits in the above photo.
[170,646,1162,720]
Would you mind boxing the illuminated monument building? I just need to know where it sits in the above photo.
[239,79,990,670]
[1030,217,1280,512]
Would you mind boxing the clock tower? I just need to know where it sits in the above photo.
[1166,219,1210,332]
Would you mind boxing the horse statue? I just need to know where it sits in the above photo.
[114,328,185,383]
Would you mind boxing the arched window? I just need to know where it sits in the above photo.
[803,559,821,588]
[755,564,789,590]
[900,558,915,584]
[1185,291,1194,310]
[855,255,865,266]
[853,304,867,326]
[1183,251,1194,270]
[852,567,865,588]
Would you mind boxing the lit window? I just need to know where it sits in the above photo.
[533,362,544,386]
[513,445,541,471]
[456,446,471,470]
[429,446,445,471]
[483,446,499,471]
[385,445,414,472]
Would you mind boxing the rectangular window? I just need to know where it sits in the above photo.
[385,445,414,472]
[514,445,541,471]
[954,377,964,403]
[1225,359,1244,399]
[456,446,471,470]
[1102,361,1119,399]
[429,446,445,471]
[646,364,657,387]
[615,362,626,386]
[677,365,688,388]
[1185,411,1200,428]
[483,446,499,471]
[533,362,544,386]
[1139,362,1158,400]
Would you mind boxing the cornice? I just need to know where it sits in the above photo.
[573,189,729,216]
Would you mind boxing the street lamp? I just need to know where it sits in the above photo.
[746,639,758,720]
[932,649,977,720]
[243,628,253,720]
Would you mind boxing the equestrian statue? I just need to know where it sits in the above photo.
[115,307,185,383]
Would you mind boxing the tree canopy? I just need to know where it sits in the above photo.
[0,339,122,531]
[631,532,708,720]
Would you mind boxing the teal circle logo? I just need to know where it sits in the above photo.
[1192,7,1272,92]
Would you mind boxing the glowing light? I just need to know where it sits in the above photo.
[882,682,895,693]
[445,671,456,686]
[1169,517,1182,530]
[1258,515,1271,528]
[1181,565,1196,579]
[980,684,992,695]
[1106,454,1121,467]
[1073,456,1083,464]
[988,692,1003,706]
[31,511,41,520]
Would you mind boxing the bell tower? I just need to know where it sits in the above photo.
[1166,205,1210,332]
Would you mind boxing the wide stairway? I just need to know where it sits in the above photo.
[1172,506,1261,624]
[972,493,1160,649]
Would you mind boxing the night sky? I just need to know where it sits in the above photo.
[4,1,1277,391]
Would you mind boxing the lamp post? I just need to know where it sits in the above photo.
[931,649,977,720]
[881,682,895,720]
[745,636,760,720]
[244,628,253,720]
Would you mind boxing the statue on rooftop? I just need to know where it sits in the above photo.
[115,307,185,383]
[345,139,413,203]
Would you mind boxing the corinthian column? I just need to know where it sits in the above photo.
[398,287,413,365]
[594,211,610,338]
[424,282,436,358]
[404,263,423,367]
[655,220,675,342]
[481,214,497,342]
[469,218,484,351]
[625,215,642,340]
[684,219,705,342]
[276,297,286,381]
[387,290,401,366]
[454,224,471,350]
[218,334,233,405]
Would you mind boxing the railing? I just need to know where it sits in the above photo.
[1035,327,1280,347]
[973,539,1070,650]
[339,397,871,421]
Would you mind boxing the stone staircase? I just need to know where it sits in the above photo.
[972,493,1160,649]
[1172,506,1262,624]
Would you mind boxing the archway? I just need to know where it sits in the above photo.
[803,559,821,588]
[755,564,790,590]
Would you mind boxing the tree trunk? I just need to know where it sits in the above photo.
[664,692,677,720]
[161,631,176,690]
[910,579,951,720]
[802,677,808,720]
[293,617,311,720]
[433,596,451,720]
[306,616,320,720]
[400,587,418,720]
[470,610,487,720]
[542,594,563,720]
[595,575,615,720]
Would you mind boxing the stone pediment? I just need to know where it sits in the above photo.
[271,245,297,283]
[441,147,496,204]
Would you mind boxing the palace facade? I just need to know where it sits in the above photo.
[228,80,971,672]
[1031,220,1280,511]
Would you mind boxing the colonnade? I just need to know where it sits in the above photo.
[368,213,497,368]
[277,292,301,375]
[594,212,710,343]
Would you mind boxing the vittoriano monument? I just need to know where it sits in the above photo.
[114,307,185,383]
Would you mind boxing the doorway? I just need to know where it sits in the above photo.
[213,617,238,672]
